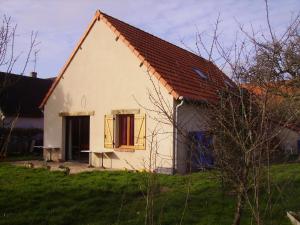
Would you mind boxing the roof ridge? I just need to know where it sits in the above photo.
[97,10,209,63]
[0,71,50,81]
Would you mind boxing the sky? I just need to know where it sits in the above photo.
[0,0,299,78]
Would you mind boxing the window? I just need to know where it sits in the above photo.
[225,80,234,88]
[104,112,146,150]
[193,68,208,80]
[118,114,134,147]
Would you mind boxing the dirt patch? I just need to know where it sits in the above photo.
[8,160,118,174]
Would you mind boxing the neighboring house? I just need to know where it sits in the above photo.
[40,10,232,174]
[0,72,53,129]
[0,72,53,156]
[242,83,300,156]
[278,124,300,155]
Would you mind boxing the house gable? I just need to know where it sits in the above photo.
[41,10,232,108]
[40,11,178,108]
[45,17,173,112]
[43,13,174,170]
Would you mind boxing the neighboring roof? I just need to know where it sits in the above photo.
[243,82,300,134]
[0,72,53,117]
[284,123,300,134]
[40,10,232,107]
[242,81,300,96]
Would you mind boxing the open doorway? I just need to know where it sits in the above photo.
[65,116,90,162]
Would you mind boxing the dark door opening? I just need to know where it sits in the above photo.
[65,116,90,162]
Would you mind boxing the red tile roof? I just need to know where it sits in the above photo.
[40,10,232,107]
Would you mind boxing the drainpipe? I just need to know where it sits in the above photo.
[173,96,184,174]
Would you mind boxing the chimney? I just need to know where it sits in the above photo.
[30,71,37,78]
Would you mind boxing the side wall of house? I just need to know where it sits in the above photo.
[176,104,300,174]
[176,101,209,174]
[43,18,174,171]
[278,127,300,155]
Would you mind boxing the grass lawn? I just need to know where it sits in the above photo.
[0,163,299,225]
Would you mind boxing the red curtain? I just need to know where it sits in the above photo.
[129,115,134,145]
[119,115,127,146]
[119,114,134,146]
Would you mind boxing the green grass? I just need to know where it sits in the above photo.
[0,163,299,225]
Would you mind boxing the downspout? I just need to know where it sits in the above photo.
[173,96,184,174]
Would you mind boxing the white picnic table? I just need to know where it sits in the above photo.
[81,150,113,168]
[80,150,93,167]
[34,146,113,168]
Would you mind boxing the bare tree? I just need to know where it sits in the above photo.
[201,3,300,225]
[140,1,299,225]
[0,15,38,159]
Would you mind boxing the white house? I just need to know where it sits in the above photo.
[40,10,232,174]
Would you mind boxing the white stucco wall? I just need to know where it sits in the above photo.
[278,127,300,155]
[44,18,174,171]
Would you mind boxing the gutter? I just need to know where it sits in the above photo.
[173,96,184,174]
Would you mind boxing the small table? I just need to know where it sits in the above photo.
[80,150,93,167]
[93,150,114,168]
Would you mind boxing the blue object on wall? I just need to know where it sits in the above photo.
[188,131,214,170]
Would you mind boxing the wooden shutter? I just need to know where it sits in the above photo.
[104,115,114,148]
[134,114,146,150]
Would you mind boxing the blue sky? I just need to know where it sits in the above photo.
[0,0,299,78]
